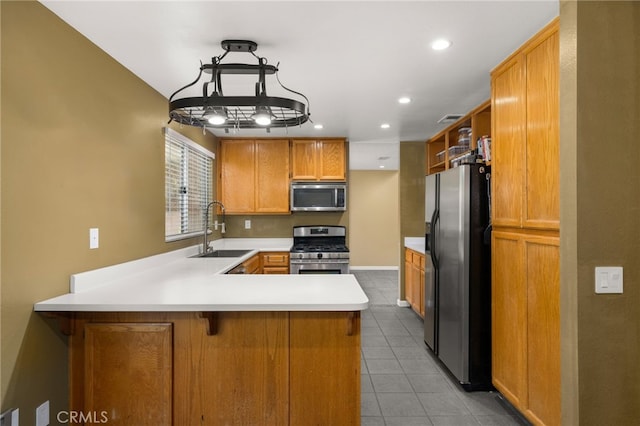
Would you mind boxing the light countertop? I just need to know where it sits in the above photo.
[404,237,426,254]
[34,238,369,313]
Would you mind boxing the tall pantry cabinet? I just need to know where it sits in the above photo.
[490,18,560,426]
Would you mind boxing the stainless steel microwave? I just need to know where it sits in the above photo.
[290,183,347,212]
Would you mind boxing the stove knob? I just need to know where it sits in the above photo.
[298,253,304,259]
[317,253,323,259]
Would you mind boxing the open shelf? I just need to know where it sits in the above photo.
[426,99,491,175]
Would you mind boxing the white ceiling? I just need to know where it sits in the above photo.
[40,0,558,170]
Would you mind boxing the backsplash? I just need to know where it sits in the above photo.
[222,212,348,239]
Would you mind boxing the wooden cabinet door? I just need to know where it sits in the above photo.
[243,254,261,274]
[491,57,526,228]
[411,262,421,315]
[84,323,173,425]
[524,234,560,425]
[491,231,527,410]
[290,311,360,426]
[291,139,346,181]
[524,31,559,230]
[196,312,289,425]
[493,230,560,426]
[291,139,318,180]
[220,139,255,213]
[404,251,415,308]
[255,139,290,213]
[405,250,424,317]
[318,139,346,181]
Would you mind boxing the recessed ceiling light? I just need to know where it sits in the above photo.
[379,165,385,169]
[314,124,324,129]
[431,39,452,51]
[398,97,411,104]
[380,123,391,129]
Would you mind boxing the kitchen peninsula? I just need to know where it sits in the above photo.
[34,241,368,425]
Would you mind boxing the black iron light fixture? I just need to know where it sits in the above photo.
[168,40,310,131]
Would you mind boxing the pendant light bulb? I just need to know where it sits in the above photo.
[252,107,273,126]
[207,113,227,125]
[254,114,272,126]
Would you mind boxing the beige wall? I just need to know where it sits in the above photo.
[1,2,216,421]
[399,142,426,298]
[560,1,640,424]
[348,170,400,268]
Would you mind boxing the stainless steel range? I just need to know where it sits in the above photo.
[290,225,350,274]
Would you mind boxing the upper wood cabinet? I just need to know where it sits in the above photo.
[291,139,346,181]
[220,139,290,214]
[220,139,255,213]
[491,20,559,231]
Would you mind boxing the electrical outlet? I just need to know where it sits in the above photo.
[35,401,48,426]
[89,228,99,249]
[245,219,251,229]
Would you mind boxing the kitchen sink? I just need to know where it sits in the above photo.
[191,249,252,258]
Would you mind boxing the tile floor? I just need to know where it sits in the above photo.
[353,270,527,426]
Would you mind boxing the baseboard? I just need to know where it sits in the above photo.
[349,266,399,271]
[396,299,410,307]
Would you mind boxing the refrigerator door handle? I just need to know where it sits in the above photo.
[430,208,440,270]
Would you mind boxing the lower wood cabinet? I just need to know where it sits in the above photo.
[68,311,360,425]
[243,254,261,274]
[261,252,290,274]
[184,312,289,425]
[290,312,360,425]
[492,230,560,426]
[82,323,173,425]
[404,248,425,318]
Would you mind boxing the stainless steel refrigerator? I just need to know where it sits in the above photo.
[424,163,492,391]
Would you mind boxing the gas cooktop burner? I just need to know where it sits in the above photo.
[290,225,350,256]
[291,243,349,253]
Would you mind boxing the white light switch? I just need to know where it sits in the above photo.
[89,228,99,249]
[595,266,623,294]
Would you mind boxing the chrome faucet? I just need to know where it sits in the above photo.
[203,200,226,253]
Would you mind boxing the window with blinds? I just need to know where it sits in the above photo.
[165,128,214,241]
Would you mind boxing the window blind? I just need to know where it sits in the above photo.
[164,128,214,241]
